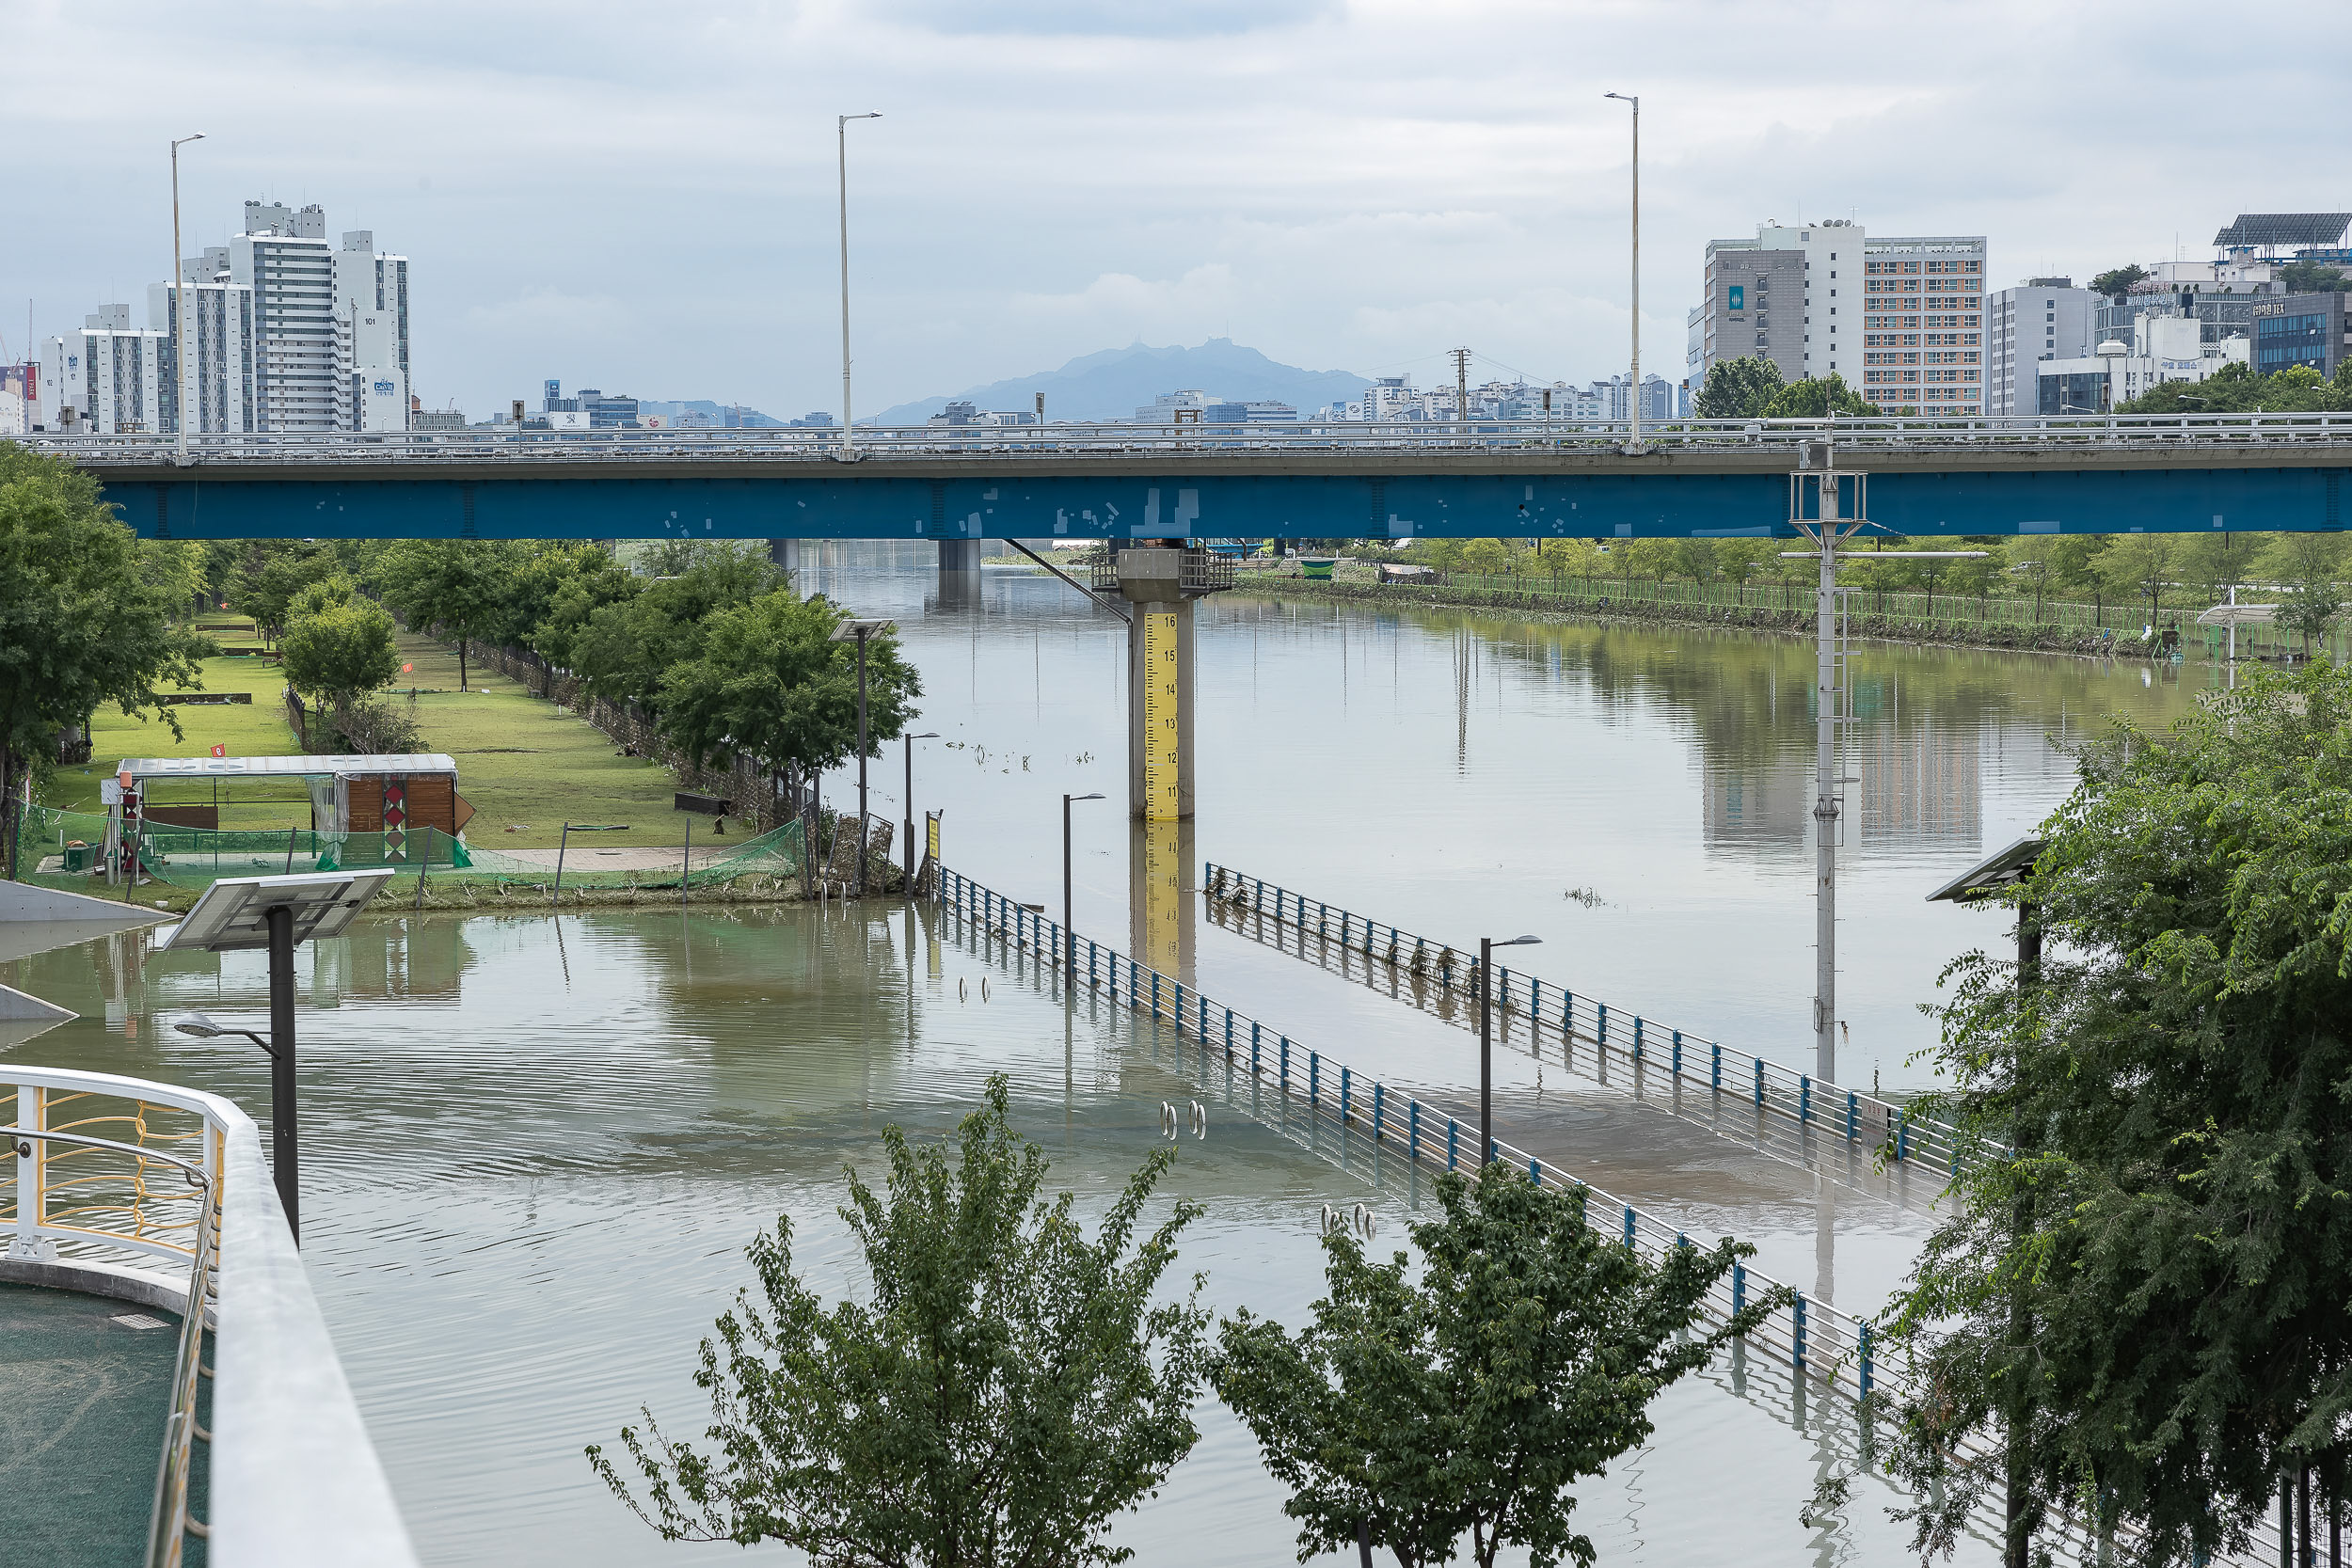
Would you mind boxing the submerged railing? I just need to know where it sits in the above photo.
[935,864,1884,1405]
[3,1066,417,1568]
[936,864,2259,1568]
[1201,863,1999,1179]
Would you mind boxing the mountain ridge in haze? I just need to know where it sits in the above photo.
[868,339,1370,424]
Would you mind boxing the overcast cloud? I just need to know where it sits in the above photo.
[8,0,2350,419]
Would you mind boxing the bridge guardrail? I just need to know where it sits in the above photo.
[19,409,2352,463]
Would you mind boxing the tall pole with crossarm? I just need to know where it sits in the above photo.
[837,113,882,453]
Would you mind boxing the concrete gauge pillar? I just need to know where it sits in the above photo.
[1105,544,1233,821]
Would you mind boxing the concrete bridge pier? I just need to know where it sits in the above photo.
[938,537,983,578]
[769,538,803,578]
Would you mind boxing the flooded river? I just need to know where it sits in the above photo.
[11,545,2209,1565]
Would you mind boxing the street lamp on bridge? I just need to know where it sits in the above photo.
[168,133,204,461]
[1603,92,1640,451]
[837,111,882,454]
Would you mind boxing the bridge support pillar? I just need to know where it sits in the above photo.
[769,538,803,578]
[1118,548,1198,821]
[938,538,983,578]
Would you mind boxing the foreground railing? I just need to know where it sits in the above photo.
[21,408,2352,463]
[1202,863,2000,1179]
[3,1067,417,1568]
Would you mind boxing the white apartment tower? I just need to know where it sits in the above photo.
[1699,220,1987,415]
[1985,278,2099,418]
[39,305,167,433]
[225,202,411,433]
[150,257,257,434]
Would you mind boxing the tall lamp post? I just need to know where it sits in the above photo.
[1603,92,1639,451]
[162,869,394,1245]
[1478,933,1541,1164]
[1063,792,1104,979]
[836,111,882,454]
[168,133,204,458]
[830,618,896,895]
[901,731,937,892]
[1927,837,2046,1568]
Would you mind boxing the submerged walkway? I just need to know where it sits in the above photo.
[0,1283,186,1568]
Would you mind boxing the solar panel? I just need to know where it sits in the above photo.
[2212,213,2352,248]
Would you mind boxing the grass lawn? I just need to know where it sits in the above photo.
[392,632,736,851]
[40,623,738,854]
[43,618,307,822]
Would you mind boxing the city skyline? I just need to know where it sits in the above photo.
[9,1,2352,423]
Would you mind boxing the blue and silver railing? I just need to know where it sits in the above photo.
[1202,863,1999,1180]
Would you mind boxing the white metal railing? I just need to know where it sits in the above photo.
[2,1066,417,1568]
[17,409,2352,464]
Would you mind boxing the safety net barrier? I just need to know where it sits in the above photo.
[7,802,807,900]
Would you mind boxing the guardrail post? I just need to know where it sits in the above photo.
[1530,1157,1541,1184]
[1340,1065,1350,1122]
[1597,1003,1609,1044]
[1800,1075,1811,1123]
[1792,1293,1808,1370]
[1712,1042,1723,1090]
[1672,1030,1682,1076]
[1373,1082,1384,1139]
[1408,1099,1420,1160]
[1222,1008,1232,1056]
[1562,989,1573,1030]
[1251,1022,1262,1077]
[1846,1090,1857,1142]
[1633,1017,1645,1059]
[1754,1057,1765,1108]
[1623,1204,1636,1250]
[1279,1037,1290,1092]
[1089,942,1098,990]
[1501,971,1511,1012]
[1733,1259,1746,1319]
[1897,1107,1908,1161]
[1153,973,1163,1021]
[1858,1322,1873,1399]
[1199,993,1208,1039]
[1310,1052,1320,1105]
[1447,1117,1458,1170]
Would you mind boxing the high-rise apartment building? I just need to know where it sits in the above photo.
[149,270,257,434]
[1699,220,1986,415]
[39,306,167,433]
[221,201,410,432]
[1985,278,2098,418]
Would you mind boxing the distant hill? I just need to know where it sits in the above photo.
[637,399,789,427]
[868,340,1371,425]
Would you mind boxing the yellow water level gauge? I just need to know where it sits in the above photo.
[1141,606,1182,822]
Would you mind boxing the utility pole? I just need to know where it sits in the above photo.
[836,112,882,454]
[1451,346,1472,445]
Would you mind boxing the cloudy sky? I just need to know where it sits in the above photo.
[10,0,2351,420]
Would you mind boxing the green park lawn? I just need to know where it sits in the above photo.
[42,624,730,853]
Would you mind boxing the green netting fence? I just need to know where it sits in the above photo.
[7,803,810,902]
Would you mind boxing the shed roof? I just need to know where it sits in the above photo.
[118,754,458,781]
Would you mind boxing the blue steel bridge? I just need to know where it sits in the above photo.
[27,412,2352,544]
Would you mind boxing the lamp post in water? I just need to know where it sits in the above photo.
[1478,934,1541,1164]
[831,618,894,895]
[1063,793,1104,980]
[901,732,937,892]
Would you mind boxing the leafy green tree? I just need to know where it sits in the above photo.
[227,542,340,644]
[657,589,921,807]
[2178,530,2250,604]
[572,542,784,711]
[1216,1163,1779,1568]
[138,541,211,620]
[588,1074,1210,1566]
[278,600,401,716]
[375,539,513,691]
[2277,261,2351,293]
[1455,538,1509,576]
[0,443,207,873]
[2089,263,2150,298]
[2264,532,2345,657]
[1884,663,2352,1565]
[2099,531,2174,627]
[1758,372,1880,419]
[1693,355,1786,420]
